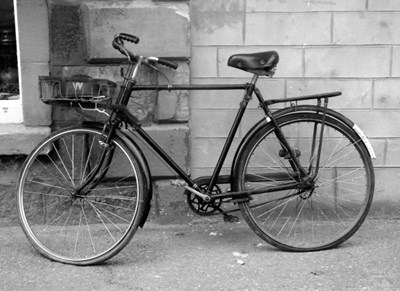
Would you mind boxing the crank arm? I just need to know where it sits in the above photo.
[171,179,212,202]
[183,185,211,202]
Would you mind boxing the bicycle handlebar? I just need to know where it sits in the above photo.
[112,33,178,70]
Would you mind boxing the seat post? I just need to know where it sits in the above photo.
[250,74,259,85]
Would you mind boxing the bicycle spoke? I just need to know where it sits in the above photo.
[89,199,135,212]
[87,200,116,242]
[84,201,131,224]
[35,154,74,190]
[88,201,123,232]
[81,135,97,182]
[52,143,75,187]
[81,202,96,253]
[24,190,70,199]
[285,199,307,239]
[25,179,70,191]
[85,193,137,201]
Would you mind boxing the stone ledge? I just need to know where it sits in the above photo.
[0,124,51,155]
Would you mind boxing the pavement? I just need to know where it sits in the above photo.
[0,217,400,291]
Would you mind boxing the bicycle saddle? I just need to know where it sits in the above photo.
[227,51,279,76]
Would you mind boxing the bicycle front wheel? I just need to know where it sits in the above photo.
[17,127,146,265]
[234,112,374,251]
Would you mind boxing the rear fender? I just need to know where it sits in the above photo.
[273,105,375,159]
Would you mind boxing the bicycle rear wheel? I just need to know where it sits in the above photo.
[234,112,374,251]
[17,127,146,265]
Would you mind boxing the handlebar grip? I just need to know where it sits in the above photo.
[119,33,140,44]
[112,33,140,60]
[157,58,178,70]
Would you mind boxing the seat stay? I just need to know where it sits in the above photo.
[254,88,310,178]
[256,89,341,180]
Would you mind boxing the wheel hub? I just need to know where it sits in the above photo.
[298,177,317,199]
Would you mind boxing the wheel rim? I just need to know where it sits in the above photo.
[18,129,141,263]
[239,116,373,250]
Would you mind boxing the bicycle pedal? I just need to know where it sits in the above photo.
[223,214,239,223]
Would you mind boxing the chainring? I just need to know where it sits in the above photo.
[185,180,223,216]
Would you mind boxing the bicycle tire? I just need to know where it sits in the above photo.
[17,127,146,265]
[234,112,374,251]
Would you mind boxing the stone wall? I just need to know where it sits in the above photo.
[190,0,400,214]
[46,0,191,222]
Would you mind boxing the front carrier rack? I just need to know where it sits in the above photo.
[39,75,117,108]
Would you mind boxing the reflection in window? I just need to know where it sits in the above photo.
[0,0,18,100]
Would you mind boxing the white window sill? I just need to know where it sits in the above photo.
[0,96,23,124]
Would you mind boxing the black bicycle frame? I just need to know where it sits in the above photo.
[105,74,320,199]
[127,80,253,193]
[90,55,342,200]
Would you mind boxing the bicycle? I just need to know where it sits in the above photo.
[17,33,375,265]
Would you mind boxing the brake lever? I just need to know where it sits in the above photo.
[144,59,172,85]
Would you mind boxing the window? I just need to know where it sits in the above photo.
[0,0,22,123]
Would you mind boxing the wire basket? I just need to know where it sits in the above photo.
[39,75,117,108]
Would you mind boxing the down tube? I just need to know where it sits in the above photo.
[134,126,194,185]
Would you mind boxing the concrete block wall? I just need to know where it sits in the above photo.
[190,0,400,214]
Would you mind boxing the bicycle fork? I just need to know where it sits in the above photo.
[74,122,118,194]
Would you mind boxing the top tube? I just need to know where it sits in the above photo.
[130,84,249,91]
